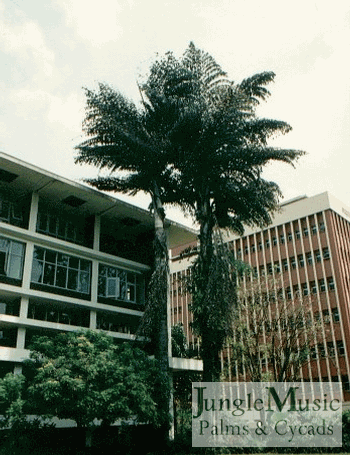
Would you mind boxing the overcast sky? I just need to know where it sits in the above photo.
[1,0,349,227]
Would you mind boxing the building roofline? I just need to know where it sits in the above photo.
[0,151,197,248]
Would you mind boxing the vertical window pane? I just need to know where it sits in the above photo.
[79,271,90,294]
[43,264,55,285]
[67,269,78,290]
[8,255,23,279]
[56,266,68,288]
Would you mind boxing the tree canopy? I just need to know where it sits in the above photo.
[26,330,159,429]
[225,273,325,382]
[144,42,304,381]
[75,41,304,383]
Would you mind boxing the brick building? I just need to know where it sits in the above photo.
[170,192,350,399]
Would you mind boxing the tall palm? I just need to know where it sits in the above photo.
[74,70,188,436]
[149,43,305,381]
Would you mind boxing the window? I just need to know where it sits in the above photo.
[37,211,85,245]
[98,264,144,304]
[258,242,263,251]
[311,225,317,235]
[251,244,256,253]
[0,237,25,280]
[306,252,313,265]
[332,307,340,323]
[295,230,301,240]
[342,375,350,392]
[267,263,273,275]
[0,300,20,316]
[259,265,265,277]
[327,277,335,291]
[244,245,249,255]
[303,227,309,237]
[319,221,325,232]
[265,238,270,248]
[310,281,317,294]
[314,250,321,262]
[282,259,288,271]
[272,236,277,246]
[318,343,326,357]
[0,195,24,227]
[96,312,133,334]
[322,309,330,323]
[274,261,281,273]
[287,232,293,242]
[323,247,330,260]
[310,346,317,359]
[31,247,91,294]
[302,283,309,296]
[318,278,326,292]
[337,340,345,355]
[290,256,296,269]
[293,284,299,297]
[28,302,89,327]
[286,287,292,300]
[280,235,285,245]
[327,341,335,357]
[0,328,17,348]
[298,254,305,268]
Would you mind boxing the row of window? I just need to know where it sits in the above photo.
[28,302,90,327]
[285,277,335,299]
[249,247,330,277]
[310,340,345,359]
[36,211,87,246]
[238,222,326,256]
[0,196,25,227]
[0,236,145,304]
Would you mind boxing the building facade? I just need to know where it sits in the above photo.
[170,192,350,400]
[0,152,196,377]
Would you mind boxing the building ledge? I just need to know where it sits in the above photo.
[169,357,203,372]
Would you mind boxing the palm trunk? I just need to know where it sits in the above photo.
[197,195,221,382]
[151,182,171,443]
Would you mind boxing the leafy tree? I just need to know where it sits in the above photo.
[0,372,26,430]
[171,323,188,358]
[26,330,159,447]
[145,42,304,381]
[0,373,54,455]
[225,273,325,382]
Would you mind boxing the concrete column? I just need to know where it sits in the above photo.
[91,260,99,304]
[22,242,34,291]
[28,192,39,232]
[90,310,97,329]
[19,297,29,319]
[93,215,101,251]
[16,327,26,349]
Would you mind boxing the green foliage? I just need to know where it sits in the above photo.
[26,330,160,428]
[143,42,304,381]
[75,40,304,387]
[188,232,238,381]
[171,323,188,358]
[0,372,26,429]
[227,274,325,382]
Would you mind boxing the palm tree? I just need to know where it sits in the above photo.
[148,42,305,381]
[74,64,190,438]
